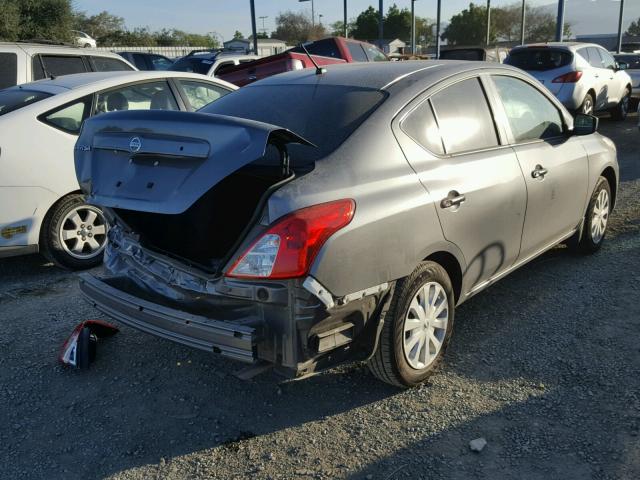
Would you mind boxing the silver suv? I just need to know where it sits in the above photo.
[506,42,632,119]
[0,42,135,90]
[75,62,619,387]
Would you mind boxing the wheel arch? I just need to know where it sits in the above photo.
[38,189,83,246]
[424,251,463,304]
[600,166,617,208]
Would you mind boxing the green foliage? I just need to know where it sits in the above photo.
[233,30,244,40]
[73,11,124,42]
[442,2,572,46]
[350,3,433,45]
[351,6,379,40]
[0,0,21,41]
[627,18,640,36]
[271,10,327,44]
[0,0,74,43]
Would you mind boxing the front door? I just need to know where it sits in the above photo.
[489,74,589,260]
[396,76,527,290]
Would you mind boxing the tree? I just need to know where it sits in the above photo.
[233,30,244,40]
[351,6,379,40]
[73,11,125,43]
[384,3,411,40]
[442,3,492,46]
[271,10,326,44]
[626,18,640,36]
[0,0,21,41]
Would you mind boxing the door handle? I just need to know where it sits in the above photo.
[531,164,548,179]
[440,191,466,209]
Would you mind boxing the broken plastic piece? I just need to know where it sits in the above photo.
[59,320,119,369]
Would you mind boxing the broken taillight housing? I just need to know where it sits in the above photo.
[226,199,355,279]
[552,71,583,83]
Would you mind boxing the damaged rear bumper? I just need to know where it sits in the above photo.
[79,273,258,363]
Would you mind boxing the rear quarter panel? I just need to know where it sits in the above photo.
[578,133,620,210]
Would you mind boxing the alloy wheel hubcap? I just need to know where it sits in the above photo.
[591,189,609,244]
[402,282,449,370]
[59,205,108,259]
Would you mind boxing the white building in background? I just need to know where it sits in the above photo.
[223,38,289,56]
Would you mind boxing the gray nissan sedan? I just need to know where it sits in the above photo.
[75,61,619,387]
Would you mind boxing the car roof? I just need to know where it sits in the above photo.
[511,42,602,51]
[18,71,238,93]
[248,60,521,93]
[0,42,120,57]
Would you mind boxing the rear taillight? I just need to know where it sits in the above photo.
[226,199,355,279]
[552,71,583,83]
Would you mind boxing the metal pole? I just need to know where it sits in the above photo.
[486,0,491,46]
[250,0,258,54]
[617,0,625,53]
[344,0,348,37]
[555,0,566,42]
[520,0,526,45]
[411,0,416,54]
[378,0,384,45]
[436,0,441,59]
[312,0,315,27]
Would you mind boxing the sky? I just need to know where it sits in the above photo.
[72,0,637,41]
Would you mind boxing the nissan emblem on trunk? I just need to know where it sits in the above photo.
[129,137,142,153]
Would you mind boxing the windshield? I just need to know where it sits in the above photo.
[615,55,640,69]
[201,84,387,160]
[505,48,573,71]
[169,56,215,74]
[0,89,52,116]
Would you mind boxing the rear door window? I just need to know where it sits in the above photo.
[586,47,604,68]
[0,53,18,89]
[177,80,232,110]
[598,49,616,70]
[506,49,573,71]
[401,99,445,155]
[430,78,499,154]
[95,81,179,114]
[38,55,88,79]
[0,89,52,116]
[39,95,92,134]
[492,75,564,142]
[91,56,134,72]
[346,42,368,62]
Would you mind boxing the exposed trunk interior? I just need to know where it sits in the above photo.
[113,152,305,271]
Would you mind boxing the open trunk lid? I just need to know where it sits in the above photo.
[74,110,313,215]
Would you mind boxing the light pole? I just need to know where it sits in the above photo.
[411,0,416,54]
[299,0,315,27]
[318,14,323,26]
[520,0,526,45]
[250,0,258,55]
[258,15,268,36]
[378,0,383,45]
[486,0,491,46]
[436,0,441,59]
[556,0,566,42]
[344,0,348,37]
[616,0,626,53]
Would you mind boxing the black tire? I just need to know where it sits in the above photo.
[610,88,631,121]
[568,176,611,254]
[578,92,595,116]
[368,261,455,388]
[40,194,107,270]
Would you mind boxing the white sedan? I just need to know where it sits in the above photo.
[0,71,237,269]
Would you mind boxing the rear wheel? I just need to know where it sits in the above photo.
[568,176,611,254]
[579,93,595,116]
[610,88,630,121]
[40,194,108,270]
[368,261,455,388]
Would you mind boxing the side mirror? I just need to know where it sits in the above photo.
[573,113,598,136]
[617,61,629,71]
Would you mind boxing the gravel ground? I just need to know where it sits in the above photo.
[1,114,639,480]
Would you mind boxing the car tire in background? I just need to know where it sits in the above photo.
[610,88,631,121]
[369,261,455,388]
[40,194,108,270]
[579,92,595,116]
[567,176,611,254]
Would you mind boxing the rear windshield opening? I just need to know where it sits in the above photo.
[506,48,573,71]
[201,84,388,161]
[0,89,52,116]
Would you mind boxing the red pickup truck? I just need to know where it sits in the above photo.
[217,37,388,87]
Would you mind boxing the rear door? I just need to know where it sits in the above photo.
[597,48,626,106]
[585,47,611,109]
[395,75,527,289]
[488,74,589,260]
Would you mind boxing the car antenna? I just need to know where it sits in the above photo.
[299,42,326,75]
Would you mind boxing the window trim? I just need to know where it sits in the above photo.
[486,73,569,147]
[34,54,89,80]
